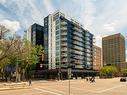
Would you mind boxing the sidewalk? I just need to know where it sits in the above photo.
[0,82,30,91]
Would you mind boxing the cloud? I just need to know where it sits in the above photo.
[0,19,21,34]
[43,0,55,13]
[0,0,127,47]
[70,0,127,47]
[0,0,6,4]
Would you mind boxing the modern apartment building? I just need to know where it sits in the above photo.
[93,45,102,70]
[44,11,94,70]
[27,23,44,46]
[102,33,126,68]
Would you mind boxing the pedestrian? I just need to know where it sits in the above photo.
[86,77,88,81]
[28,79,32,86]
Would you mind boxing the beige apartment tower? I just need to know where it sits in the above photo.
[102,33,126,68]
[93,45,102,70]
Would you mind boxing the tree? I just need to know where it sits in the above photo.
[100,66,118,78]
[0,24,9,39]
[121,68,127,77]
[25,44,44,79]
[0,33,44,81]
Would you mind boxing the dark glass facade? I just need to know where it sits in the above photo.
[27,23,44,46]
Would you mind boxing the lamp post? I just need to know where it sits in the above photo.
[16,42,20,83]
[68,47,72,95]
[68,66,71,95]
[16,56,19,82]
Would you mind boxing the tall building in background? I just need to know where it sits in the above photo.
[27,23,44,46]
[93,45,102,70]
[44,11,94,70]
[102,33,126,68]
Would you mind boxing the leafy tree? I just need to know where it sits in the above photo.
[100,66,118,78]
[121,68,127,77]
[0,32,44,81]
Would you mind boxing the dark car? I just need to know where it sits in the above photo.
[120,77,126,82]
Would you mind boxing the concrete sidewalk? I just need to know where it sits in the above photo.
[0,82,30,91]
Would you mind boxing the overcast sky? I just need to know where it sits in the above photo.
[0,0,127,49]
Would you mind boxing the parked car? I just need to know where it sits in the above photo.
[120,77,126,82]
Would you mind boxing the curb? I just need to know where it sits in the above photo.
[0,86,30,91]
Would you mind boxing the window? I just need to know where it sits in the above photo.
[53,13,59,20]
[56,36,60,40]
[56,25,59,30]
[56,57,60,61]
[56,52,59,56]
[55,20,59,25]
[56,41,59,45]
[56,46,59,50]
[56,30,59,35]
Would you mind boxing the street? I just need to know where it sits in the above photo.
[0,78,127,95]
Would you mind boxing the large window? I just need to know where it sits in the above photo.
[55,20,59,25]
[56,25,59,30]
[56,30,59,35]
[56,41,59,45]
[56,46,60,50]
[56,36,60,40]
[56,52,59,56]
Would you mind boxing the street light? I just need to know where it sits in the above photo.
[68,66,71,95]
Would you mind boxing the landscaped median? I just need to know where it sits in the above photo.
[0,82,30,91]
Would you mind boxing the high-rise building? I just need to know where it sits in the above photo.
[27,23,44,46]
[44,11,94,70]
[102,33,126,68]
[93,45,102,70]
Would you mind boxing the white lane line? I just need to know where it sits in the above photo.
[97,85,125,93]
[38,86,74,95]
[59,85,97,93]
[22,92,42,95]
[34,88,63,95]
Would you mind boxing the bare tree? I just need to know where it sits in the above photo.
[0,24,9,39]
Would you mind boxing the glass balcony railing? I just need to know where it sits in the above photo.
[73,26,82,32]
[61,32,67,35]
[60,21,67,25]
[61,42,67,46]
[61,37,67,41]
[72,36,83,42]
[61,59,68,62]
[61,27,67,30]
[61,48,67,51]
[61,53,68,56]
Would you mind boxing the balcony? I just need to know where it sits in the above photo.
[61,32,67,36]
[73,32,82,37]
[61,58,68,62]
[61,27,67,31]
[61,53,67,57]
[73,27,82,32]
[61,42,67,46]
[61,37,67,41]
[72,41,84,47]
[61,48,67,51]
[60,21,67,25]
[72,36,83,42]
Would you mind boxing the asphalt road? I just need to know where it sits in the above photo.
[0,78,127,95]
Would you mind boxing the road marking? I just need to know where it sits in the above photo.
[97,85,125,93]
[59,85,97,93]
[34,88,63,95]
[38,86,74,95]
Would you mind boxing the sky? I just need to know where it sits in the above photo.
[0,0,127,56]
